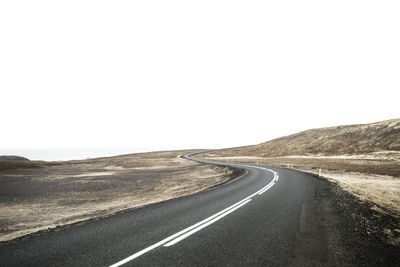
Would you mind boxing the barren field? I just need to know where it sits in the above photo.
[0,150,242,242]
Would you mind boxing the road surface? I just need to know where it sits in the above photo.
[0,153,333,266]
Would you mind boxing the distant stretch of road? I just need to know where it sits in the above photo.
[0,152,325,266]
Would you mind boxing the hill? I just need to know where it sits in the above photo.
[0,156,30,162]
[0,155,62,171]
[199,119,400,223]
[218,119,400,157]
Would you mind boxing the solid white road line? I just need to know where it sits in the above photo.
[164,199,252,247]
[257,182,275,195]
[109,165,278,267]
[109,198,253,267]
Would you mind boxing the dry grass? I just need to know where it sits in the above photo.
[0,150,239,242]
[219,118,400,157]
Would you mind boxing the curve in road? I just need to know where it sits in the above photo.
[110,153,279,266]
[0,152,327,266]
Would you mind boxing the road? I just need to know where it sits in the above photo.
[0,153,331,266]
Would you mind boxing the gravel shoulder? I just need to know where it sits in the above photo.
[313,176,400,265]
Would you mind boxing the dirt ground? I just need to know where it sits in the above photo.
[313,177,400,265]
[0,150,241,242]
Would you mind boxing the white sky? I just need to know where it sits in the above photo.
[1,1,399,152]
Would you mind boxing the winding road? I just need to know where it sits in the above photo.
[0,153,329,266]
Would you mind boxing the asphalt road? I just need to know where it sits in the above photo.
[0,153,331,266]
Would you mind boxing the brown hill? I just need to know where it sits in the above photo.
[219,119,400,157]
[0,155,63,171]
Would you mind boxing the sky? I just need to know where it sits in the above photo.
[1,1,399,158]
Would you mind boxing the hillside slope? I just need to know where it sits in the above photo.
[220,119,400,157]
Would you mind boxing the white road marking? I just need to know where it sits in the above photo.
[109,163,279,267]
[109,198,253,267]
[258,182,275,195]
[164,199,252,247]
